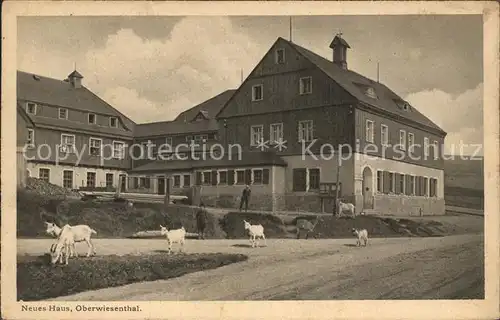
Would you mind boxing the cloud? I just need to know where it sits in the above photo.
[81,17,266,122]
[405,83,483,155]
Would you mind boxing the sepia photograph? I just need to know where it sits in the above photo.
[2,1,499,320]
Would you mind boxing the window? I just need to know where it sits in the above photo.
[365,120,374,143]
[365,87,378,99]
[173,175,181,187]
[433,140,439,160]
[200,134,208,142]
[299,77,312,95]
[423,177,429,196]
[298,120,313,142]
[219,171,228,185]
[252,169,263,185]
[293,168,307,192]
[27,129,35,147]
[250,125,264,146]
[408,133,415,153]
[397,174,405,195]
[409,175,415,195]
[63,170,73,189]
[112,141,125,159]
[26,102,37,115]
[424,137,429,157]
[430,178,438,197]
[60,134,75,153]
[88,113,96,124]
[165,137,173,147]
[106,173,114,188]
[186,135,193,143]
[270,123,284,144]
[202,171,212,185]
[275,49,285,64]
[388,172,395,193]
[252,85,263,101]
[308,168,320,190]
[380,125,388,146]
[236,170,245,185]
[377,171,383,193]
[399,130,406,150]
[58,108,68,119]
[86,172,96,188]
[109,117,118,128]
[183,174,191,187]
[89,138,102,156]
[39,168,50,183]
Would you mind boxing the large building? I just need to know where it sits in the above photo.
[17,34,447,215]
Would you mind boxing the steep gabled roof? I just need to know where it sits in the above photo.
[135,89,235,138]
[17,102,35,127]
[285,39,446,134]
[174,89,236,122]
[17,70,136,133]
[134,119,218,138]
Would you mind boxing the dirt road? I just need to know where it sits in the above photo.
[18,234,483,300]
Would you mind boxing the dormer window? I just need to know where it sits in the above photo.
[26,102,37,115]
[109,117,118,128]
[88,113,96,124]
[402,103,410,111]
[252,85,263,101]
[275,49,285,64]
[365,87,378,99]
[58,108,68,120]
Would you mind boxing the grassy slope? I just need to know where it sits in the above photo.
[18,253,248,301]
[444,157,484,209]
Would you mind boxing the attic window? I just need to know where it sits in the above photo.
[32,75,41,81]
[365,87,378,99]
[402,103,410,111]
[275,49,285,64]
[26,102,37,115]
[88,113,96,124]
[58,108,68,120]
[109,117,118,128]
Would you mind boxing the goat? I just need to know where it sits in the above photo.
[45,221,97,257]
[296,216,321,239]
[351,228,368,247]
[337,200,356,218]
[243,220,267,248]
[50,225,75,265]
[160,225,186,254]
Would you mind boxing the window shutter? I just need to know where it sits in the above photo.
[263,168,270,185]
[405,175,410,195]
[245,169,252,185]
[211,171,218,186]
[293,168,307,192]
[228,170,235,185]
[395,174,400,194]
[418,176,423,196]
[196,171,202,185]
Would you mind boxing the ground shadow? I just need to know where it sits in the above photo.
[343,244,359,247]
[153,249,171,253]
[231,244,267,248]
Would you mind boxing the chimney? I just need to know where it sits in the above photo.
[67,70,84,89]
[329,33,351,70]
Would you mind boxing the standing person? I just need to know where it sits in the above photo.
[196,203,208,240]
[239,185,251,212]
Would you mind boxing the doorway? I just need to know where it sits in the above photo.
[157,176,165,195]
[119,174,127,192]
[362,166,374,210]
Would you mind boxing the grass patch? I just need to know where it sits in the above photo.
[17,252,248,301]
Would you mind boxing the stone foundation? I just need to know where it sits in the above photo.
[284,194,322,213]
[200,193,284,212]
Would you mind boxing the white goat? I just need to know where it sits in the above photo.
[351,228,368,247]
[50,225,75,265]
[45,221,97,257]
[160,225,186,254]
[337,200,356,218]
[243,220,267,248]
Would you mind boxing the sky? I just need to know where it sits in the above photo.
[17,15,483,155]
